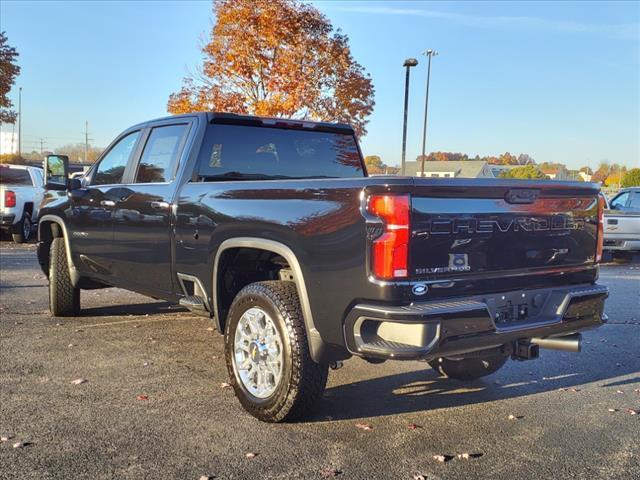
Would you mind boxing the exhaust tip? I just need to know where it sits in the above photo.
[531,333,582,353]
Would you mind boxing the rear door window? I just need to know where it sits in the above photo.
[196,124,363,180]
[134,124,189,183]
[93,131,141,185]
[0,167,31,185]
[628,192,640,211]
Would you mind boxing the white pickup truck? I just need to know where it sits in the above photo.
[603,187,640,253]
[0,164,45,243]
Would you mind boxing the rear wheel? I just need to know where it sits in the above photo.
[224,281,328,422]
[429,353,508,380]
[49,237,80,316]
[12,212,32,243]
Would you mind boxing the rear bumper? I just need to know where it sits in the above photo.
[343,283,608,360]
[0,214,16,227]
[604,239,640,251]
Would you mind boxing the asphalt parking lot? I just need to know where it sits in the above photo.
[0,241,638,480]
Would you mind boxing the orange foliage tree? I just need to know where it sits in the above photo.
[168,0,375,137]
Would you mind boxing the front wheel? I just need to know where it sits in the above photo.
[224,281,328,422]
[49,237,80,316]
[429,353,508,380]
[12,212,32,243]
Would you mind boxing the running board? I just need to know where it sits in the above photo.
[179,296,210,316]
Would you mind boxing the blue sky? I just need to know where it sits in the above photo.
[1,0,638,169]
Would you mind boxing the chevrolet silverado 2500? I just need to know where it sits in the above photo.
[37,113,608,422]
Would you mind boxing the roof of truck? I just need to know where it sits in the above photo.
[133,112,355,135]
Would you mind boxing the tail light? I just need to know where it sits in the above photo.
[367,194,410,279]
[595,194,604,263]
[4,190,16,208]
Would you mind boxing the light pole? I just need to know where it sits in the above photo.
[18,87,22,157]
[401,58,418,175]
[420,49,438,177]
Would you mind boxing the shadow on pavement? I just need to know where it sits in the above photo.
[80,301,187,317]
[312,358,639,422]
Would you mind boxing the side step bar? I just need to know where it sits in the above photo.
[179,295,209,314]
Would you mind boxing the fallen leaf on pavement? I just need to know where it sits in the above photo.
[70,378,87,385]
[13,441,29,448]
[319,467,342,478]
[433,454,453,463]
[136,395,149,401]
[625,408,638,415]
[413,475,426,480]
[355,423,373,431]
[461,453,483,459]
[199,476,214,480]
[508,414,523,420]
[245,452,257,458]
[207,327,214,332]
[407,423,422,430]
[220,382,232,389]
[616,390,624,394]
[608,408,618,412]
[1,435,13,442]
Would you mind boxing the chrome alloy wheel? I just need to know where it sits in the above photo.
[233,307,284,399]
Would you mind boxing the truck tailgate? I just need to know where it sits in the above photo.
[409,181,600,278]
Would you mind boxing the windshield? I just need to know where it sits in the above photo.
[196,124,364,180]
[0,166,32,185]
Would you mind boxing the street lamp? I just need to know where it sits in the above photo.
[420,49,438,177]
[401,58,418,175]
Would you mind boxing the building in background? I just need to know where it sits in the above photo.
[0,130,18,155]
[578,170,593,182]
[404,160,494,178]
[539,164,570,180]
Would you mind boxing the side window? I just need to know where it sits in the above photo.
[31,169,43,186]
[628,192,640,211]
[609,192,629,210]
[135,124,188,183]
[93,131,141,185]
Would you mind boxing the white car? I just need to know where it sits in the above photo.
[603,187,640,252]
[0,164,45,243]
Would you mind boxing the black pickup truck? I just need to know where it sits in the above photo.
[37,113,608,422]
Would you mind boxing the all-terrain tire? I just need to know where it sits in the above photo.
[429,354,508,380]
[49,237,80,316]
[12,212,32,243]
[224,281,328,422]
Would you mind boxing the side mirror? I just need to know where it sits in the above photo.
[44,154,69,190]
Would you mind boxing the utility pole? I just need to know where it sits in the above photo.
[84,121,89,163]
[39,138,46,156]
[18,87,22,157]
[420,49,438,177]
[401,58,418,175]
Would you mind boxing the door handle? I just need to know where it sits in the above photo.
[100,200,115,207]
[149,201,170,210]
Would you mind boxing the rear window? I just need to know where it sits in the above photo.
[196,124,363,180]
[0,167,32,185]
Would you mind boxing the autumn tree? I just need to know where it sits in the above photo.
[621,168,640,187]
[499,165,548,180]
[364,155,384,174]
[0,32,20,124]
[55,143,103,164]
[168,0,375,137]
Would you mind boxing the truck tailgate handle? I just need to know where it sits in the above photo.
[505,189,539,204]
